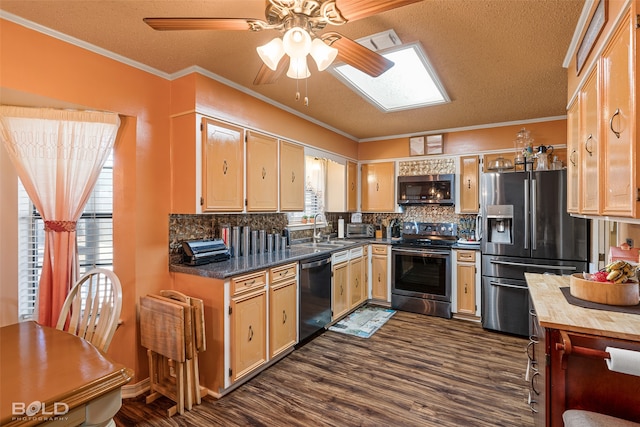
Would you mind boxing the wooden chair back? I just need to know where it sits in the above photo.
[56,268,122,353]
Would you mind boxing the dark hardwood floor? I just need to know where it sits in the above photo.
[115,310,534,426]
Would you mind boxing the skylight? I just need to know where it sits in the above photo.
[330,41,450,113]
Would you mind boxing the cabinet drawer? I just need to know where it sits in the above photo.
[371,244,388,255]
[456,250,476,263]
[270,263,297,285]
[232,270,267,295]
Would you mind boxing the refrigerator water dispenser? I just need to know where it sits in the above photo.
[486,205,513,244]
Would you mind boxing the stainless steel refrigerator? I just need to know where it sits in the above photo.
[480,169,589,336]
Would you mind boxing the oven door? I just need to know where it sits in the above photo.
[391,247,451,302]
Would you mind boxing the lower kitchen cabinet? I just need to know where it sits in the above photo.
[269,263,298,358]
[529,308,640,426]
[349,252,365,309]
[171,263,298,397]
[230,286,266,382]
[332,252,350,321]
[453,249,479,318]
[370,244,389,302]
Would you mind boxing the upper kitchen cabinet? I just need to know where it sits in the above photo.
[600,7,636,217]
[347,161,358,212]
[246,131,278,212]
[568,4,640,218]
[326,160,347,212]
[579,68,600,215]
[459,155,479,213]
[202,118,245,212]
[566,98,580,213]
[279,141,304,211]
[361,162,395,212]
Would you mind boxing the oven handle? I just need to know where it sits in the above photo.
[392,248,450,256]
[489,259,577,271]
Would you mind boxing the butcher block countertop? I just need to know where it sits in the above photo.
[526,273,640,342]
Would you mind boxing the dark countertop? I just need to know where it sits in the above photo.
[170,238,397,280]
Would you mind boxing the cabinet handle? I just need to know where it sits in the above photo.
[355,277,359,288]
[280,270,288,277]
[376,182,379,191]
[530,371,540,396]
[569,149,577,166]
[464,284,468,294]
[378,273,381,282]
[467,179,471,189]
[248,279,256,285]
[351,182,355,191]
[262,167,266,179]
[248,325,254,342]
[291,171,295,183]
[584,134,593,156]
[340,284,344,295]
[282,309,287,324]
[610,108,621,138]
[223,160,228,175]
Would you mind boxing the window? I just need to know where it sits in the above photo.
[17,153,114,320]
[287,156,326,225]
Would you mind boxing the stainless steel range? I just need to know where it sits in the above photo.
[391,222,457,318]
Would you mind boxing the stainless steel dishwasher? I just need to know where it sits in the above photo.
[298,253,332,342]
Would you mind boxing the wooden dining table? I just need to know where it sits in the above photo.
[0,321,132,427]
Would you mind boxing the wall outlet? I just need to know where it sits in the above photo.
[626,238,634,247]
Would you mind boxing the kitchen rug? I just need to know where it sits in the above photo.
[328,306,396,338]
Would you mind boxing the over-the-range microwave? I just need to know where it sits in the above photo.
[397,174,455,206]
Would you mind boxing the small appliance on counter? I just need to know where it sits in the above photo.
[182,239,230,265]
[346,223,374,239]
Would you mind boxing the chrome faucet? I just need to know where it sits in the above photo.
[313,213,323,243]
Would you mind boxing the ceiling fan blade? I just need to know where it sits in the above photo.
[334,0,423,22]
[322,32,394,77]
[143,17,264,31]
[254,56,290,85]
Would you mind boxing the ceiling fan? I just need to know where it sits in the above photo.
[144,0,422,86]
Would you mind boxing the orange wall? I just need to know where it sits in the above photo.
[0,18,172,382]
[358,119,567,160]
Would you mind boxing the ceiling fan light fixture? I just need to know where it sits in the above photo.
[257,37,285,70]
[286,57,311,79]
[283,27,312,58]
[310,38,338,71]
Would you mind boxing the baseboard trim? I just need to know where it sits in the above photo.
[121,378,150,399]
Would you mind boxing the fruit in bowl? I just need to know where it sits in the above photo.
[571,261,640,305]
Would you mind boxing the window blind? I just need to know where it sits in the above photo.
[17,153,114,320]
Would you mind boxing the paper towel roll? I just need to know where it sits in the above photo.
[605,347,640,377]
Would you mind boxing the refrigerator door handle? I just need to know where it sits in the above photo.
[531,178,537,250]
[524,178,530,249]
[489,280,527,290]
[490,259,577,271]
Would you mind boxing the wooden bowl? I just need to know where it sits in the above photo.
[570,273,640,306]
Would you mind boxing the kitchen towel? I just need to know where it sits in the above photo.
[605,347,640,377]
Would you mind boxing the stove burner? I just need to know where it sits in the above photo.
[399,221,458,249]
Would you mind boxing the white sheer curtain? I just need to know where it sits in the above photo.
[305,156,326,222]
[0,106,120,327]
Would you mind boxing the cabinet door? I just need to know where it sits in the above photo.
[459,155,479,213]
[456,263,476,315]
[202,118,244,212]
[566,99,580,213]
[371,255,388,301]
[349,257,364,309]
[361,162,395,212]
[347,161,358,212]
[247,131,278,212]
[269,280,297,358]
[230,289,267,381]
[332,262,349,321]
[280,141,305,211]
[601,10,635,217]
[579,68,600,214]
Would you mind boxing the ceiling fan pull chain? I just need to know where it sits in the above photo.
[304,78,309,107]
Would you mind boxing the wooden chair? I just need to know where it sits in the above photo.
[56,268,123,353]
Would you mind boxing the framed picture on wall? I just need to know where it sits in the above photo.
[426,134,443,154]
[409,136,425,156]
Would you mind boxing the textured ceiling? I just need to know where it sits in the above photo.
[0,0,583,141]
